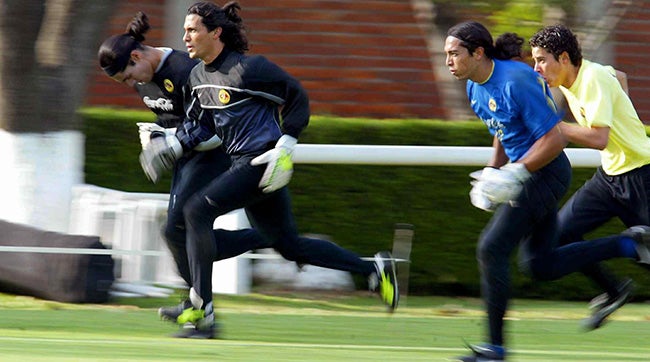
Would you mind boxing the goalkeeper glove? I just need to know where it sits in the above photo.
[480,163,531,205]
[136,122,176,151]
[469,167,498,212]
[250,134,297,193]
[138,134,183,183]
[138,122,222,152]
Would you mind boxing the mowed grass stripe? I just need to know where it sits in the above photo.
[0,335,649,360]
[1,293,649,361]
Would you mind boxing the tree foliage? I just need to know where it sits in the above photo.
[433,0,578,42]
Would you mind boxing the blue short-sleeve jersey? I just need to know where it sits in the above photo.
[467,59,561,162]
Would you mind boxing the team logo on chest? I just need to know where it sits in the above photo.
[580,107,586,120]
[488,98,497,112]
[163,79,174,93]
[218,89,231,104]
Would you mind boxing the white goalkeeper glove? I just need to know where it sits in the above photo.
[138,122,222,152]
[138,134,183,183]
[480,163,531,205]
[136,122,176,150]
[250,134,297,193]
[469,167,498,212]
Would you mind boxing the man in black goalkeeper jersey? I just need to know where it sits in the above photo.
[139,1,400,339]
[98,11,272,336]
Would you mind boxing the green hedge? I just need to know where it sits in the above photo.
[80,107,650,300]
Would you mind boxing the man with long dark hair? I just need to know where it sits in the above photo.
[140,1,399,339]
[444,21,650,361]
[98,11,278,337]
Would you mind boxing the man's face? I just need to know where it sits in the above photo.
[531,47,564,87]
[183,14,219,62]
[444,36,478,81]
[110,50,154,87]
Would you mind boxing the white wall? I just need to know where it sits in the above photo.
[0,130,84,233]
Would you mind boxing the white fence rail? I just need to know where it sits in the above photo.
[293,144,600,166]
[4,145,601,296]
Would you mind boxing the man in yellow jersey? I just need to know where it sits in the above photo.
[530,24,650,331]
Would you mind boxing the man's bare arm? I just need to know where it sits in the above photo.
[558,122,609,150]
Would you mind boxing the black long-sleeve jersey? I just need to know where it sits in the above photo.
[134,49,199,128]
[175,48,310,155]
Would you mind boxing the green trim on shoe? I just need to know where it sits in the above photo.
[176,307,205,325]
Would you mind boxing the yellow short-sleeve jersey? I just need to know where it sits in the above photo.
[560,59,650,175]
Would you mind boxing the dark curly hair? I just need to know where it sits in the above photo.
[187,1,249,54]
[529,24,582,66]
[447,21,523,60]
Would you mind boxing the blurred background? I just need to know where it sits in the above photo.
[87,0,650,122]
[1,0,649,303]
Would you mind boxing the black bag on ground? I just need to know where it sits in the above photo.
[0,220,114,303]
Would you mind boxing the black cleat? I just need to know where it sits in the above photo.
[172,305,218,339]
[454,343,505,361]
[158,299,192,323]
[172,321,218,339]
[582,279,634,331]
[588,291,610,311]
[171,287,219,339]
[372,251,399,311]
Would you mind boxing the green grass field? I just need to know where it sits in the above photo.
[0,291,648,361]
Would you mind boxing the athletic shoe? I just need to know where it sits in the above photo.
[621,225,650,264]
[454,343,505,361]
[372,251,399,311]
[173,306,218,339]
[582,278,634,331]
[454,355,504,362]
[158,299,192,323]
[588,278,634,310]
[172,319,218,339]
[588,291,610,311]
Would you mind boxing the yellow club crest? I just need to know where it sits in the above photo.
[219,89,231,104]
[580,107,586,119]
[488,98,497,112]
[164,79,174,93]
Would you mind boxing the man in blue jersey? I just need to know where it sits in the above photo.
[444,21,650,361]
[137,1,399,339]
[531,24,650,330]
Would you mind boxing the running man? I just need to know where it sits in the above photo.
[530,24,650,330]
[98,11,272,336]
[444,21,650,361]
[138,1,399,339]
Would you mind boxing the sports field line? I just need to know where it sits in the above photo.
[0,336,647,359]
